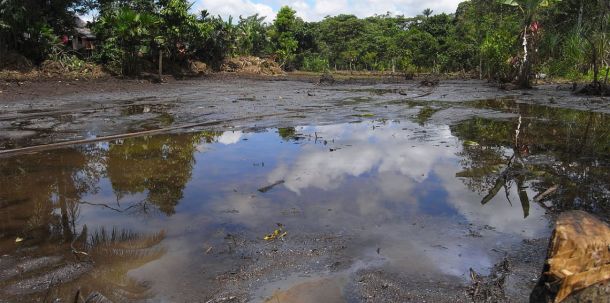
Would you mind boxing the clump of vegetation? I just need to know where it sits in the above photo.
[0,0,608,91]
[302,54,329,72]
[415,106,441,125]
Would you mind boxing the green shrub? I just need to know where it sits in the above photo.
[302,54,329,72]
[480,30,514,81]
[543,33,587,80]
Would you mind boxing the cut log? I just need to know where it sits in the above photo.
[531,211,610,302]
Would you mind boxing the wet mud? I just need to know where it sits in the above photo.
[0,77,608,302]
[0,78,608,152]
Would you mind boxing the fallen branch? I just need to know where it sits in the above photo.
[0,92,443,158]
[0,110,308,158]
[78,199,150,214]
[258,180,285,193]
[533,184,559,202]
[70,231,91,262]
[410,88,435,99]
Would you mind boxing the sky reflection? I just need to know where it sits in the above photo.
[0,119,553,301]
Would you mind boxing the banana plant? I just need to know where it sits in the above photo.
[499,0,561,88]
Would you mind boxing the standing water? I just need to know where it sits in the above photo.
[0,101,608,302]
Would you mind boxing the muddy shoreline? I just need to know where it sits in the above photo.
[0,75,608,302]
[1,72,608,106]
[1,75,608,154]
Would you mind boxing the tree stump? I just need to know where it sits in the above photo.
[531,211,610,302]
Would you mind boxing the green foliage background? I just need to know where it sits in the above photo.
[0,0,608,81]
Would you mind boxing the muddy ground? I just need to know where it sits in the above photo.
[0,75,608,153]
[0,75,607,302]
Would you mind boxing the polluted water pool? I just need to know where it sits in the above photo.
[0,104,608,302]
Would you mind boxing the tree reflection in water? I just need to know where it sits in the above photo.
[0,131,217,301]
[106,133,213,215]
[0,146,103,250]
[71,227,166,302]
[453,101,609,220]
[0,106,607,301]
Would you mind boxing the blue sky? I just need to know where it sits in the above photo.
[193,0,465,22]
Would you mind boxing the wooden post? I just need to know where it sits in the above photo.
[158,49,163,82]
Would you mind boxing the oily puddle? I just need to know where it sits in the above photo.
[0,106,608,302]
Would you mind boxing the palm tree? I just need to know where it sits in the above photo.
[422,8,433,18]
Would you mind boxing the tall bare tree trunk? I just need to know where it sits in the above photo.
[584,36,600,84]
[479,56,483,80]
[158,49,163,82]
[518,26,532,88]
[592,45,599,84]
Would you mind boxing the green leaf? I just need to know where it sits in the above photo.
[481,176,505,205]
[498,0,519,6]
[539,0,560,7]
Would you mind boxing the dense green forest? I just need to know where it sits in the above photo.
[0,0,608,87]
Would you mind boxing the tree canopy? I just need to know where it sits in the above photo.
[1,0,608,85]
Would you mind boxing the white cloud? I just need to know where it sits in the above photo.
[196,0,276,21]
[267,123,456,193]
[195,0,464,22]
[314,0,349,16]
[265,121,549,238]
[290,1,314,20]
[217,131,244,145]
[323,0,464,20]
